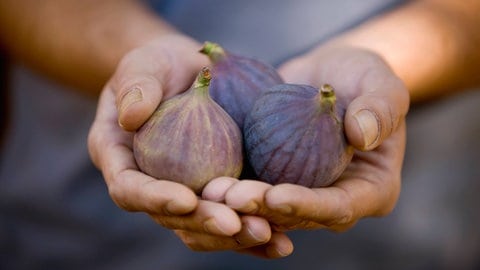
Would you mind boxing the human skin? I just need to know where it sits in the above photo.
[1,0,480,259]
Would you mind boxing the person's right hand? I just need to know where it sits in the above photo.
[87,34,293,258]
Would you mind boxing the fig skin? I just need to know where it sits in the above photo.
[244,83,354,188]
[133,67,243,194]
[200,41,284,130]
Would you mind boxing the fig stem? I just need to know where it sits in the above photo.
[199,41,226,62]
[194,67,211,88]
[319,84,336,112]
[193,67,212,96]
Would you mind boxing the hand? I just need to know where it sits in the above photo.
[203,45,409,232]
[87,34,293,257]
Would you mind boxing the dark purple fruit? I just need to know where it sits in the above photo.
[199,41,283,130]
[244,83,354,188]
[133,67,243,194]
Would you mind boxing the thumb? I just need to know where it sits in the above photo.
[112,47,167,131]
[112,37,207,131]
[344,68,410,151]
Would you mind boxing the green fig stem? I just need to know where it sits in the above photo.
[193,67,212,97]
[319,84,336,113]
[199,41,226,62]
[194,67,211,88]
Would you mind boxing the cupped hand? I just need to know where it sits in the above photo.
[87,34,293,257]
[203,45,410,232]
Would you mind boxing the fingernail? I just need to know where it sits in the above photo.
[353,109,380,148]
[266,244,292,258]
[275,246,292,257]
[203,218,228,236]
[246,226,268,243]
[235,226,267,245]
[119,86,143,113]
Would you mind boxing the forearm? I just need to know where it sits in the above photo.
[0,0,182,95]
[329,0,480,102]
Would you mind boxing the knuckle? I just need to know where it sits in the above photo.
[333,208,355,226]
[330,192,356,226]
[107,182,133,212]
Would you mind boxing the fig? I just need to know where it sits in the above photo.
[199,41,283,129]
[244,83,354,188]
[133,67,243,194]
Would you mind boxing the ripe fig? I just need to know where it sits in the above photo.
[244,83,354,188]
[133,67,243,194]
[199,41,283,129]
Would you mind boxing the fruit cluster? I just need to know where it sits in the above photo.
[133,42,353,194]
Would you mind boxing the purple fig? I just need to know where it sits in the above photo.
[133,67,243,194]
[199,41,283,130]
[244,83,354,188]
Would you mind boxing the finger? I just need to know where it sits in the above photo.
[151,200,242,236]
[174,215,271,251]
[224,180,272,215]
[111,37,207,131]
[201,177,239,203]
[112,46,170,131]
[237,231,294,259]
[108,170,198,215]
[265,183,353,226]
[88,89,198,215]
[101,136,198,215]
[345,66,410,150]
[234,216,271,246]
[223,181,320,231]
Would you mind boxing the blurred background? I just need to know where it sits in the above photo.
[1,0,479,269]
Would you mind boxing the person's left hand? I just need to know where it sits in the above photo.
[203,44,409,232]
